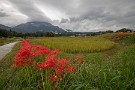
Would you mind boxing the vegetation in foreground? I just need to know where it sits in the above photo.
[0,33,135,90]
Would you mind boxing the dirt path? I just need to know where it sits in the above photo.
[0,42,17,60]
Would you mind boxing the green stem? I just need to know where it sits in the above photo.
[41,70,45,90]
[62,75,70,90]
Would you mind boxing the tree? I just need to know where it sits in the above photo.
[45,32,55,37]
[105,30,114,33]
[116,28,132,32]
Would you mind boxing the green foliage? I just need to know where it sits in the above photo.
[66,45,135,90]
[0,29,18,38]
[100,33,131,41]
[0,34,135,90]
[124,34,135,44]
[116,28,132,32]
[0,37,22,46]
[45,32,55,37]
[104,30,114,33]
[0,43,20,89]
[0,28,57,38]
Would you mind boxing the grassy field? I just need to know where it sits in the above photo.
[31,37,115,53]
[0,33,135,90]
[0,37,22,46]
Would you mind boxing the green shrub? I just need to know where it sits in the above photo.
[124,34,135,44]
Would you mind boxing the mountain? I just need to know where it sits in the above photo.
[12,21,66,33]
[0,24,11,30]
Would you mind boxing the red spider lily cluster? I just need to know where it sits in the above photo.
[15,39,84,84]
[15,39,51,67]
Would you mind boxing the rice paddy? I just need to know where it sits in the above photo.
[32,37,115,53]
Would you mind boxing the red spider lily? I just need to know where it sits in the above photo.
[55,65,65,77]
[36,51,57,69]
[31,49,51,58]
[57,59,68,66]
[15,58,35,67]
[76,55,84,59]
[30,44,51,58]
[47,53,57,62]
[24,60,34,66]
[68,57,73,62]
[53,49,60,55]
[21,39,31,47]
[67,66,76,73]
[36,59,56,69]
[15,43,33,67]
[15,39,80,87]
[16,40,52,67]
[32,44,51,53]
[16,60,34,67]
[50,75,58,84]
[77,60,84,64]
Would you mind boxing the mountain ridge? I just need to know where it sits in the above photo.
[0,24,11,30]
[0,21,66,33]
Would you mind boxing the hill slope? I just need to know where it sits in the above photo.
[0,24,11,30]
[12,21,66,33]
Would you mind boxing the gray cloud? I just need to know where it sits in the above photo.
[0,9,9,17]
[38,0,135,31]
[60,18,69,23]
[8,0,51,22]
[1,0,135,31]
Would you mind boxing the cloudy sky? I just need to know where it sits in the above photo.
[0,0,135,32]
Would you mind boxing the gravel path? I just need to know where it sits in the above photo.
[0,42,17,60]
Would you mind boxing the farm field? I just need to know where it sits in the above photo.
[31,37,115,53]
[0,37,22,46]
[0,33,135,90]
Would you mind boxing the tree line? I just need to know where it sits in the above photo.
[0,28,134,38]
[0,28,56,38]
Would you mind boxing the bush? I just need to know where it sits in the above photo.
[124,34,135,44]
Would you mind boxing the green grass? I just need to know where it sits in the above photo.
[123,34,135,44]
[0,43,21,89]
[0,33,135,90]
[31,37,115,53]
[65,45,135,90]
[99,33,131,41]
[0,37,22,46]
